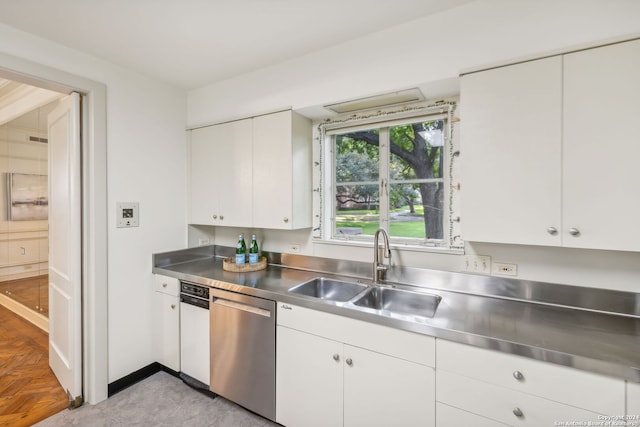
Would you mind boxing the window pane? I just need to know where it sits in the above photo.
[335,132,379,183]
[335,184,379,236]
[389,120,444,181]
[389,182,443,240]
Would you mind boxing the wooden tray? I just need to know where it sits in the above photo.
[222,256,267,272]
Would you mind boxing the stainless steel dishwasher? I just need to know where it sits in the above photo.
[209,288,276,421]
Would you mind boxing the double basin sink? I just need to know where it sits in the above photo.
[287,277,441,319]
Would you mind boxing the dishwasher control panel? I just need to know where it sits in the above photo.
[180,282,210,299]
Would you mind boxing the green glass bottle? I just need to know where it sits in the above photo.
[235,233,246,264]
[249,234,259,264]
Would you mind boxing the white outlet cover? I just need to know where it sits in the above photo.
[116,202,139,228]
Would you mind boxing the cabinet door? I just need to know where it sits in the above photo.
[276,326,343,427]
[189,119,252,226]
[152,292,180,371]
[253,111,312,229]
[190,125,220,225]
[461,57,562,246]
[343,345,435,427]
[563,39,640,251]
[629,381,640,416]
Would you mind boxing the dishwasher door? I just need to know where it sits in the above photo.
[209,288,276,421]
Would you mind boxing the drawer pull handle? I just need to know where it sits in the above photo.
[513,407,524,417]
[333,354,340,362]
[346,358,353,366]
[513,370,524,381]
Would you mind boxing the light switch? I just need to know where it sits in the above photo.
[116,202,139,228]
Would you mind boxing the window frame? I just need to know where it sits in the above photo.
[312,101,463,252]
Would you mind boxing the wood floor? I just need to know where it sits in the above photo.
[0,305,67,427]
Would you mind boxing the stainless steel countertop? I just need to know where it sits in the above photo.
[153,246,640,383]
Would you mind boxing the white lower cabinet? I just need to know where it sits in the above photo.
[629,381,640,416]
[343,344,434,427]
[276,303,435,427]
[436,339,625,426]
[276,326,343,427]
[152,275,180,371]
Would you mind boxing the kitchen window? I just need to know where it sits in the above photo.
[312,101,462,251]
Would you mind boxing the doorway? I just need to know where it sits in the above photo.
[0,51,108,405]
[0,84,63,328]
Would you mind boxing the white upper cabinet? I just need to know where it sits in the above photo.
[461,39,640,251]
[252,111,312,229]
[461,56,562,246]
[562,39,640,251]
[189,118,252,227]
[188,110,311,230]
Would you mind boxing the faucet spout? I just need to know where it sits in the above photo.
[373,228,391,284]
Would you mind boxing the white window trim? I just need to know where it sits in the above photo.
[312,99,463,253]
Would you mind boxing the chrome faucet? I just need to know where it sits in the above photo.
[372,228,391,284]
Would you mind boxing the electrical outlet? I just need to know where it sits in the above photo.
[463,255,491,275]
[288,243,301,254]
[493,262,518,276]
[198,238,210,246]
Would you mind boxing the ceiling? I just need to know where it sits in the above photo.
[0,78,63,127]
[0,0,476,90]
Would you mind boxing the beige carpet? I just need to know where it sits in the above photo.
[34,371,278,426]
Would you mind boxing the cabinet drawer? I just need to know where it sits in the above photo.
[277,302,435,367]
[436,402,509,427]
[437,370,606,426]
[153,274,179,296]
[437,339,624,414]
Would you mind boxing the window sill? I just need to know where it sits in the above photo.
[312,237,464,255]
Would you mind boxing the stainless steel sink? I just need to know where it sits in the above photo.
[353,286,441,318]
[288,277,368,302]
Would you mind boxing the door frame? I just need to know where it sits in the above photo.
[0,52,108,404]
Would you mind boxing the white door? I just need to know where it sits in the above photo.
[48,92,82,406]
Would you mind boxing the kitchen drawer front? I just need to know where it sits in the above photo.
[437,370,606,426]
[436,402,509,427]
[153,274,180,296]
[277,302,435,367]
[437,339,624,414]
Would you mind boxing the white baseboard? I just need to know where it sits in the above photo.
[0,293,48,332]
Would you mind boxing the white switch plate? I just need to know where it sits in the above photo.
[463,255,491,275]
[116,202,139,228]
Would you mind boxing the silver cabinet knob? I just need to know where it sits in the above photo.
[513,370,524,381]
[345,358,353,366]
[333,354,340,362]
[170,304,176,309]
[220,215,224,220]
[546,227,558,235]
[513,407,524,417]
[212,214,218,220]
[162,283,168,288]
[283,217,289,223]
[568,228,580,236]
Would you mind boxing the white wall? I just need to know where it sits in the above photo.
[188,0,640,293]
[0,24,188,382]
